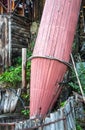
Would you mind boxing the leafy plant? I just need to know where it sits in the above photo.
[21,109,30,116]
[0,66,22,87]
[26,60,31,77]
[21,92,30,116]
[76,123,82,130]
[60,101,66,107]
[0,51,32,88]
[69,62,85,93]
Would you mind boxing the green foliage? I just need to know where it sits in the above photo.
[21,109,30,116]
[60,101,66,107]
[22,93,29,99]
[21,92,30,116]
[0,51,32,88]
[21,92,30,104]
[69,62,85,93]
[26,61,31,82]
[0,66,22,87]
[76,123,82,130]
[14,56,22,65]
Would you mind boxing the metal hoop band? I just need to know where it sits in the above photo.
[28,55,72,68]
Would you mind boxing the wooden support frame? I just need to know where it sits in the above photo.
[0,1,7,14]
[0,0,25,15]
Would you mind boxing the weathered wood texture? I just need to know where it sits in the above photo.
[0,14,30,73]
[22,48,27,89]
[33,0,45,20]
[78,1,85,60]
[0,88,21,114]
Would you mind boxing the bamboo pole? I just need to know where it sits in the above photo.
[71,54,85,102]
[22,48,27,89]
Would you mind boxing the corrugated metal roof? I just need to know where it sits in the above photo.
[15,96,79,130]
[30,0,82,118]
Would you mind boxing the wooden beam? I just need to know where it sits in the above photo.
[0,1,7,12]
[11,0,15,11]
[7,0,10,12]
[0,5,3,14]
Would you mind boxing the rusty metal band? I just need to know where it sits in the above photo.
[28,55,72,68]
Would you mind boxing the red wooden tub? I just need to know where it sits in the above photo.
[30,0,82,118]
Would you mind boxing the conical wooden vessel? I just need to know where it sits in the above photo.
[30,0,82,118]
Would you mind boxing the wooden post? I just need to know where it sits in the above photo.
[71,54,85,102]
[8,16,12,66]
[33,0,38,20]
[22,48,27,89]
[5,16,9,69]
[7,0,10,13]
[11,0,15,11]
[0,5,3,14]
[7,0,13,13]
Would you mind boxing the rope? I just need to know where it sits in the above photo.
[70,54,85,103]
[28,55,72,68]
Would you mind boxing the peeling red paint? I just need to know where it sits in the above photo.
[30,0,82,118]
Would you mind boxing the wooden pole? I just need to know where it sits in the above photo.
[11,0,15,11]
[71,54,85,103]
[7,0,10,13]
[22,48,27,89]
[8,16,12,66]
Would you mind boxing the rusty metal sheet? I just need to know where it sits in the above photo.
[30,0,82,118]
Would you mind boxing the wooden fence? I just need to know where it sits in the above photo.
[14,96,79,130]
